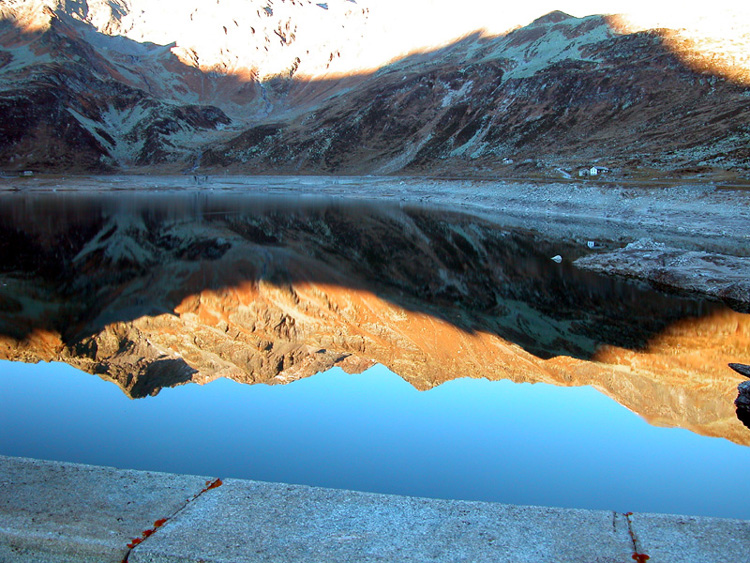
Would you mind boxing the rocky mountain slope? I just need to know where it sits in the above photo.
[0,0,372,170]
[1,1,749,176]
[205,9,750,177]
[1,193,748,445]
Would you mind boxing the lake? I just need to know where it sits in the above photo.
[0,188,748,519]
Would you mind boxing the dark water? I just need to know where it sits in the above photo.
[0,191,726,360]
[0,191,748,519]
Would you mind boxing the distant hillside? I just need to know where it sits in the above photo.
[1,0,749,177]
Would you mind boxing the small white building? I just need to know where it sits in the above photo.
[578,166,609,177]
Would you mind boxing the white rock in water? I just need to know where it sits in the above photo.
[551,255,563,263]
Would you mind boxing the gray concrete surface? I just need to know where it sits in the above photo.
[0,455,212,563]
[1,454,748,563]
[129,478,633,563]
[627,512,750,563]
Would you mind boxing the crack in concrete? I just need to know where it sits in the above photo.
[120,478,223,563]
[624,512,651,563]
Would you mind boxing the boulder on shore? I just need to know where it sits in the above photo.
[736,380,750,429]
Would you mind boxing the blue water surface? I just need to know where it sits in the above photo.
[0,360,747,519]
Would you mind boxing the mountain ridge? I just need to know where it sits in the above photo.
[0,1,749,176]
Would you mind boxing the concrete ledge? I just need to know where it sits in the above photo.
[628,512,750,563]
[1,455,748,562]
[129,478,632,563]
[0,456,213,563]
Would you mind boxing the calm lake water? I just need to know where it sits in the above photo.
[1,361,749,519]
[0,190,748,519]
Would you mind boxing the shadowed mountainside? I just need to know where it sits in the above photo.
[1,5,749,176]
[0,192,748,445]
[202,13,750,178]
[0,5,235,170]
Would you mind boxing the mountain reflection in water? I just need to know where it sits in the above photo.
[2,361,749,520]
[0,192,748,444]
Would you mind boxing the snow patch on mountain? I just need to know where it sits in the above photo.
[469,14,614,81]
[26,0,374,80]
[440,79,473,107]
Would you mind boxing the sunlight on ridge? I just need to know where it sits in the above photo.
[9,0,749,82]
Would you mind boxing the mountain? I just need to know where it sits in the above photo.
[1,194,748,445]
[1,0,749,177]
